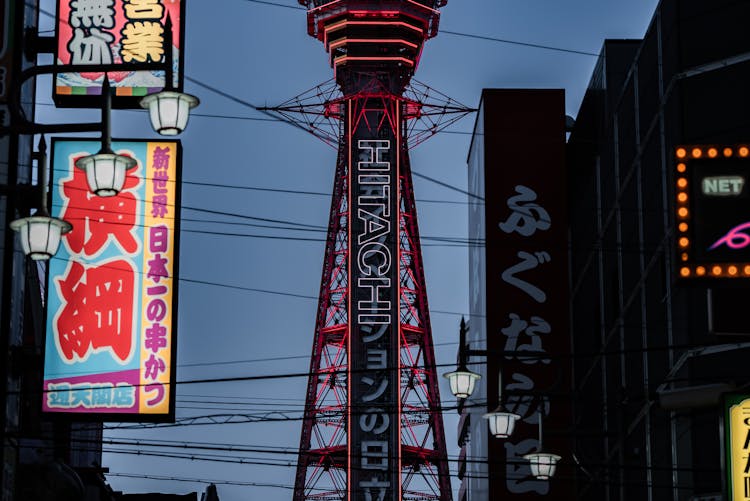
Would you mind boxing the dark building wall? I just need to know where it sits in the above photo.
[1,3,107,500]
[567,0,750,499]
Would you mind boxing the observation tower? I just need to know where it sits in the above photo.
[288,1,458,499]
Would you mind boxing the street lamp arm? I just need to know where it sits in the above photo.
[0,61,169,136]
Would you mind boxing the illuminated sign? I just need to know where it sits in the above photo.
[54,0,184,108]
[44,138,180,420]
[724,394,750,500]
[476,89,572,498]
[348,98,400,500]
[702,176,745,196]
[675,145,750,280]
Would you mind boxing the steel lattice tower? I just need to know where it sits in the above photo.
[293,1,452,499]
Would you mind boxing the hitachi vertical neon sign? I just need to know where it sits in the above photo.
[348,98,400,501]
[675,145,750,280]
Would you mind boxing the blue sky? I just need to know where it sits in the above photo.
[36,0,659,499]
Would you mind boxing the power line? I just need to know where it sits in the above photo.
[15,439,724,482]
[440,29,599,57]
[43,254,474,318]
[106,472,298,491]
[35,153,476,206]
[239,0,600,57]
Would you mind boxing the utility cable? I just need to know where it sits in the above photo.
[238,0,601,57]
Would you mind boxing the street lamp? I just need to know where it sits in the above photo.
[141,90,199,135]
[482,372,520,438]
[523,412,561,480]
[443,317,481,399]
[3,28,199,195]
[9,136,72,260]
[139,16,200,136]
[445,318,563,484]
[74,79,137,197]
[4,55,198,255]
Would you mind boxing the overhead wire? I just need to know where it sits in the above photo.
[32,157,476,214]
[30,337,743,402]
[11,437,725,483]
[238,0,601,58]
[7,429,691,471]
[27,3,712,494]
[30,0,600,206]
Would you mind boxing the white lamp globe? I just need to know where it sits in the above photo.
[483,409,521,438]
[75,152,137,197]
[443,367,481,399]
[140,90,199,135]
[10,215,72,260]
[523,452,561,480]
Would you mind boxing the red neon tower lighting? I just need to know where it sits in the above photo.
[294,1,452,500]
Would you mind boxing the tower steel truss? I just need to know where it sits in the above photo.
[287,1,458,499]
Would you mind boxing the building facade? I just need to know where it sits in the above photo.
[462,1,750,499]
[567,0,750,499]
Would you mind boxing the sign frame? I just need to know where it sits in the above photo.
[346,96,402,501]
[675,145,750,283]
[43,137,181,422]
[53,0,186,109]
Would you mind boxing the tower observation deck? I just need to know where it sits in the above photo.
[299,0,445,93]
[293,1,453,500]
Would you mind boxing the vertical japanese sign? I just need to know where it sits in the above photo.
[347,97,401,501]
[44,138,180,420]
[54,0,184,107]
[482,90,572,497]
[0,0,14,183]
[0,0,12,103]
[674,145,750,281]
[724,394,750,500]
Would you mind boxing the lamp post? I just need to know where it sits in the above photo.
[443,317,481,399]
[73,78,137,197]
[444,318,563,486]
[443,318,521,438]
[4,26,199,256]
[9,136,71,260]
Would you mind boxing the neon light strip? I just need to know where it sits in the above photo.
[346,98,352,501]
[328,37,419,51]
[395,100,403,501]
[333,56,415,67]
[348,10,402,16]
[308,0,342,14]
[406,0,440,15]
[324,20,424,45]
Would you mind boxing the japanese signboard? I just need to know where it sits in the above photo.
[44,138,180,420]
[347,97,401,500]
[54,0,184,108]
[723,394,750,500]
[0,0,15,185]
[0,0,12,104]
[478,89,572,497]
[675,145,750,282]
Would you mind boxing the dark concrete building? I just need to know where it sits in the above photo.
[567,0,750,499]
[0,2,107,500]
[461,0,750,499]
